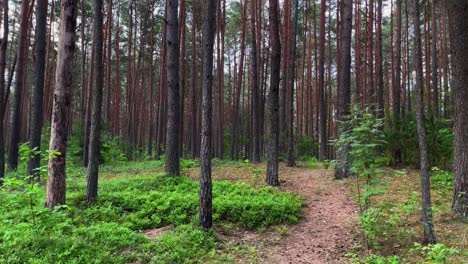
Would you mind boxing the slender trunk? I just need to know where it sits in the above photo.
[431,0,438,117]
[376,0,384,116]
[0,0,8,183]
[249,0,260,163]
[7,0,30,171]
[199,0,216,229]
[190,15,197,159]
[287,0,299,167]
[105,0,112,125]
[179,0,186,157]
[394,0,402,164]
[367,0,374,106]
[83,44,95,166]
[148,8,155,157]
[27,0,48,179]
[413,0,436,245]
[318,0,327,161]
[86,0,104,204]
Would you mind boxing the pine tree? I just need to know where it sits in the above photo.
[46,0,78,208]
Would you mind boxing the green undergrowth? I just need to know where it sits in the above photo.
[0,163,302,263]
[346,169,468,263]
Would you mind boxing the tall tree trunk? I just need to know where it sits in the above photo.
[7,0,30,171]
[266,0,281,186]
[448,0,468,219]
[148,6,155,157]
[394,0,402,164]
[431,0,438,117]
[165,0,181,176]
[0,0,8,183]
[287,0,299,167]
[249,0,260,163]
[335,0,352,180]
[105,0,112,125]
[27,0,48,180]
[279,0,290,154]
[190,12,198,159]
[80,0,87,131]
[366,0,374,106]
[179,0,186,157]
[83,43,95,166]
[156,4,167,160]
[318,0,327,161]
[46,0,78,208]
[86,0,104,204]
[376,0,384,116]
[199,0,216,230]
[230,1,246,160]
[113,5,121,136]
[413,0,436,244]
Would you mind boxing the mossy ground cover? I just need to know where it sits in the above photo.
[0,160,302,263]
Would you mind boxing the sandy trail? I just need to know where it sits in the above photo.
[263,167,359,264]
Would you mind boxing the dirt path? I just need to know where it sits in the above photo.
[263,167,359,264]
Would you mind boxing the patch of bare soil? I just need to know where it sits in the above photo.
[261,166,359,264]
[143,226,173,240]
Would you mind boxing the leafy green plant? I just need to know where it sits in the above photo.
[354,254,400,264]
[334,107,387,210]
[431,167,454,192]
[410,243,460,263]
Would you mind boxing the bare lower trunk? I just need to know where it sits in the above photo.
[413,0,436,244]
[27,0,48,180]
[86,0,104,204]
[165,0,181,176]
[448,1,468,219]
[318,0,327,161]
[46,0,77,208]
[335,0,353,180]
[266,0,281,186]
[199,0,216,229]
[7,0,30,171]
[0,0,9,183]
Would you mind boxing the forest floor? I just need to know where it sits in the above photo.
[262,166,359,264]
[186,162,360,263]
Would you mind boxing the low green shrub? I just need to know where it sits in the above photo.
[151,225,217,264]
[0,171,302,263]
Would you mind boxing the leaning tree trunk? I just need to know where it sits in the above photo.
[199,0,216,229]
[335,0,353,179]
[45,0,78,208]
[165,0,181,176]
[448,0,468,219]
[27,0,48,180]
[266,0,281,186]
[7,0,30,171]
[86,0,104,204]
[0,0,9,183]
[413,0,436,245]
